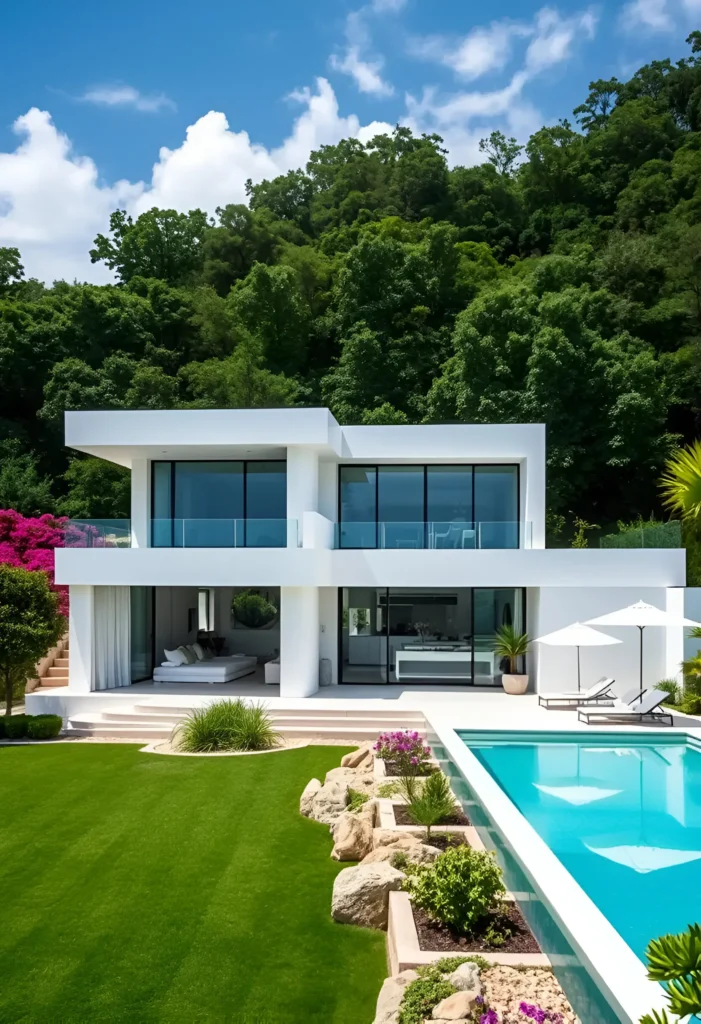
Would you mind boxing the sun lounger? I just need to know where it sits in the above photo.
[538,676,615,709]
[577,688,673,726]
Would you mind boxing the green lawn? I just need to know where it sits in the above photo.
[0,743,386,1024]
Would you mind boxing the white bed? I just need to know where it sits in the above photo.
[152,655,258,684]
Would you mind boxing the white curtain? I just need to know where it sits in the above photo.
[94,586,131,690]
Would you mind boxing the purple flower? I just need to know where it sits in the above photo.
[480,1011,499,1024]
[475,995,485,1006]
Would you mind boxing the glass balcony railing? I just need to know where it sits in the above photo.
[151,519,298,548]
[63,519,132,548]
[334,521,532,550]
[598,520,681,549]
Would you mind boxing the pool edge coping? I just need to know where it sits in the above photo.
[424,712,671,1024]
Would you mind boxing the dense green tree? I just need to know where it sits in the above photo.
[59,458,130,519]
[0,442,55,516]
[0,564,63,715]
[91,208,210,285]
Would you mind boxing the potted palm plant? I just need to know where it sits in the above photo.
[493,625,530,694]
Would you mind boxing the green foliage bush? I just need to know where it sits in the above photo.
[600,519,681,549]
[398,957,490,1024]
[4,715,29,739]
[640,923,701,1023]
[231,590,278,629]
[174,699,279,753]
[405,771,456,838]
[404,846,506,934]
[26,714,62,739]
[656,679,681,704]
[347,788,369,812]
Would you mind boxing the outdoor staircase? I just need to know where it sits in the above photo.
[29,638,69,689]
[66,702,427,742]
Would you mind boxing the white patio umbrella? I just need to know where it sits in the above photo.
[535,622,622,692]
[585,600,701,690]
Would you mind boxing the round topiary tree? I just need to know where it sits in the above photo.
[231,590,278,629]
[0,564,64,716]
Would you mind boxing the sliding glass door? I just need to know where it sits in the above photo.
[130,586,154,682]
[339,586,525,686]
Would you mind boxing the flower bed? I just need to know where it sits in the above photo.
[412,901,540,955]
[393,803,471,827]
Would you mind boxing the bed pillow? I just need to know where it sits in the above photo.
[192,642,205,661]
[164,647,187,666]
[178,645,196,665]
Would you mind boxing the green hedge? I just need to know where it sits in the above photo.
[600,521,681,549]
[2,714,62,740]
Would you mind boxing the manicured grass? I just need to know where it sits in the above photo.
[0,744,386,1023]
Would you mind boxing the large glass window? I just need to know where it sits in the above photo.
[338,463,519,548]
[474,466,519,548]
[130,586,154,681]
[152,461,286,547]
[245,461,287,547]
[427,466,474,549]
[339,467,377,548]
[339,587,525,686]
[378,467,424,548]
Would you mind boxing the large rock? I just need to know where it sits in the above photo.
[432,990,481,1019]
[448,962,482,994]
[325,766,376,795]
[300,778,321,817]
[362,839,441,865]
[341,744,374,769]
[331,812,374,861]
[331,863,405,929]
[372,969,418,1024]
[372,828,418,849]
[310,779,349,825]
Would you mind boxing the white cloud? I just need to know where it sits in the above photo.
[329,0,403,96]
[81,84,176,113]
[410,22,531,81]
[410,6,597,83]
[0,80,392,283]
[525,7,597,71]
[620,0,673,30]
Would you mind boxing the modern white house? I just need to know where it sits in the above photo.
[29,406,688,713]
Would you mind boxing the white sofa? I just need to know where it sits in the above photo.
[153,655,258,684]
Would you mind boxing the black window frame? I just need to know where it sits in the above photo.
[150,459,287,548]
[337,586,527,686]
[337,463,521,550]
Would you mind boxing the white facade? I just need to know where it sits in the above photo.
[53,408,686,699]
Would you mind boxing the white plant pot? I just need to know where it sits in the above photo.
[502,674,529,695]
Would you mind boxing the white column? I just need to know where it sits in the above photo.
[280,587,320,697]
[666,587,685,686]
[523,428,546,549]
[131,459,149,548]
[286,447,319,547]
[68,585,95,693]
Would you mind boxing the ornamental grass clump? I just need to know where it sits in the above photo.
[404,845,506,935]
[374,730,432,776]
[174,699,279,753]
[405,770,456,839]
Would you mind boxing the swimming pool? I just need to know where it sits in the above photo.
[459,730,701,962]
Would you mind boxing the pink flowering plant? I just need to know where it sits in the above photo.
[0,509,70,616]
[374,729,433,776]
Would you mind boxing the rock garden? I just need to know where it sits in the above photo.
[299,729,579,1024]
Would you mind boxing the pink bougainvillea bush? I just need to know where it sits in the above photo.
[0,509,69,616]
[374,729,433,776]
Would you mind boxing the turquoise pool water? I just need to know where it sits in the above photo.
[459,731,701,961]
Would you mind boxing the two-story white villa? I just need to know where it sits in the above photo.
[30,407,687,716]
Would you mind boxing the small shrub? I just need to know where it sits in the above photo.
[398,774,422,803]
[680,693,701,715]
[377,780,402,798]
[391,850,410,871]
[374,730,432,776]
[432,954,491,973]
[398,970,455,1024]
[4,714,29,740]
[26,714,62,739]
[404,846,506,934]
[347,788,369,812]
[405,771,456,839]
[174,699,279,753]
[656,679,680,705]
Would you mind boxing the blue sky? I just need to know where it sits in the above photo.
[0,0,697,282]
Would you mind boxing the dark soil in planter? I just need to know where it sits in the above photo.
[420,832,468,851]
[383,761,436,777]
[412,901,541,954]
[393,804,471,827]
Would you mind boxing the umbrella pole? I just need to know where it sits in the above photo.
[639,625,644,691]
[577,646,581,692]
